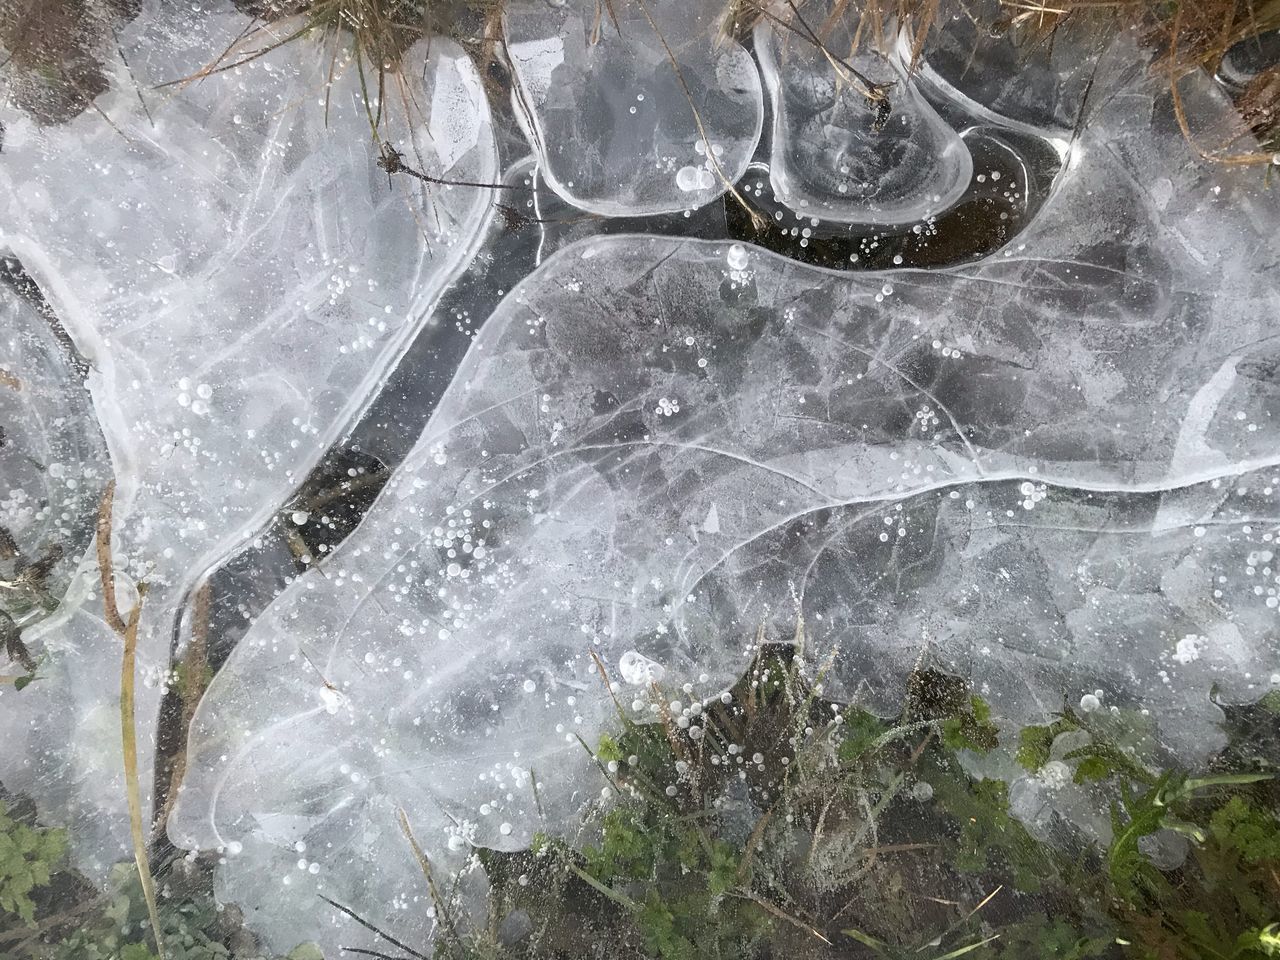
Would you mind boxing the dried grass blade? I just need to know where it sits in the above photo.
[95,480,126,635]
[120,591,165,959]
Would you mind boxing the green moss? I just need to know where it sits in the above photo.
[940,694,1000,754]
[1210,796,1280,864]
[1015,715,1080,772]
[837,707,890,763]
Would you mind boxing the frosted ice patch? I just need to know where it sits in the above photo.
[507,36,565,102]
[919,0,1107,132]
[165,29,1280,958]
[1173,635,1205,664]
[429,52,488,172]
[0,277,108,623]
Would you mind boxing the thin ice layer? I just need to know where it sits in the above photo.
[0,1,496,873]
[169,61,1280,952]
[754,2,972,223]
[681,472,1280,758]
[0,279,109,628]
[504,0,763,216]
[920,0,1109,133]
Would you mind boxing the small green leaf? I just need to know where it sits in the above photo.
[838,709,887,762]
[1016,725,1056,771]
[1073,756,1111,784]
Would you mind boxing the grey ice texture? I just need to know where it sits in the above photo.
[755,0,973,223]
[504,0,764,216]
[169,45,1280,958]
[0,0,496,875]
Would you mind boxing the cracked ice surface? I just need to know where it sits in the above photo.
[504,0,764,216]
[754,2,972,223]
[170,62,1280,951]
[0,2,495,871]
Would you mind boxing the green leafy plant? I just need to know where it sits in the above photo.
[0,801,68,925]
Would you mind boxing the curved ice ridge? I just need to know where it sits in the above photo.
[755,3,973,223]
[504,0,764,216]
[918,0,1111,135]
[0,1,497,876]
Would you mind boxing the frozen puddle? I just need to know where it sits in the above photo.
[175,56,1279,952]
[0,1,1278,957]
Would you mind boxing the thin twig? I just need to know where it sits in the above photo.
[632,0,767,230]
[377,143,528,191]
[340,948,418,960]
[395,808,460,946]
[120,589,165,960]
[530,766,547,823]
[590,649,628,722]
[320,897,431,960]
[730,889,833,946]
[96,480,164,958]
[735,806,775,882]
[777,0,892,102]
[567,862,641,911]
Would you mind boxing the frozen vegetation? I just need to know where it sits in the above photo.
[1,0,1279,957]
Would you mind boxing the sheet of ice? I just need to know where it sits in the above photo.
[504,0,763,216]
[0,280,109,626]
[919,0,1109,133]
[681,470,1280,756]
[169,57,1280,952]
[0,276,119,865]
[754,2,972,223]
[0,1,496,873]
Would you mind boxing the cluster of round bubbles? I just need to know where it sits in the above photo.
[1,0,1278,957]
